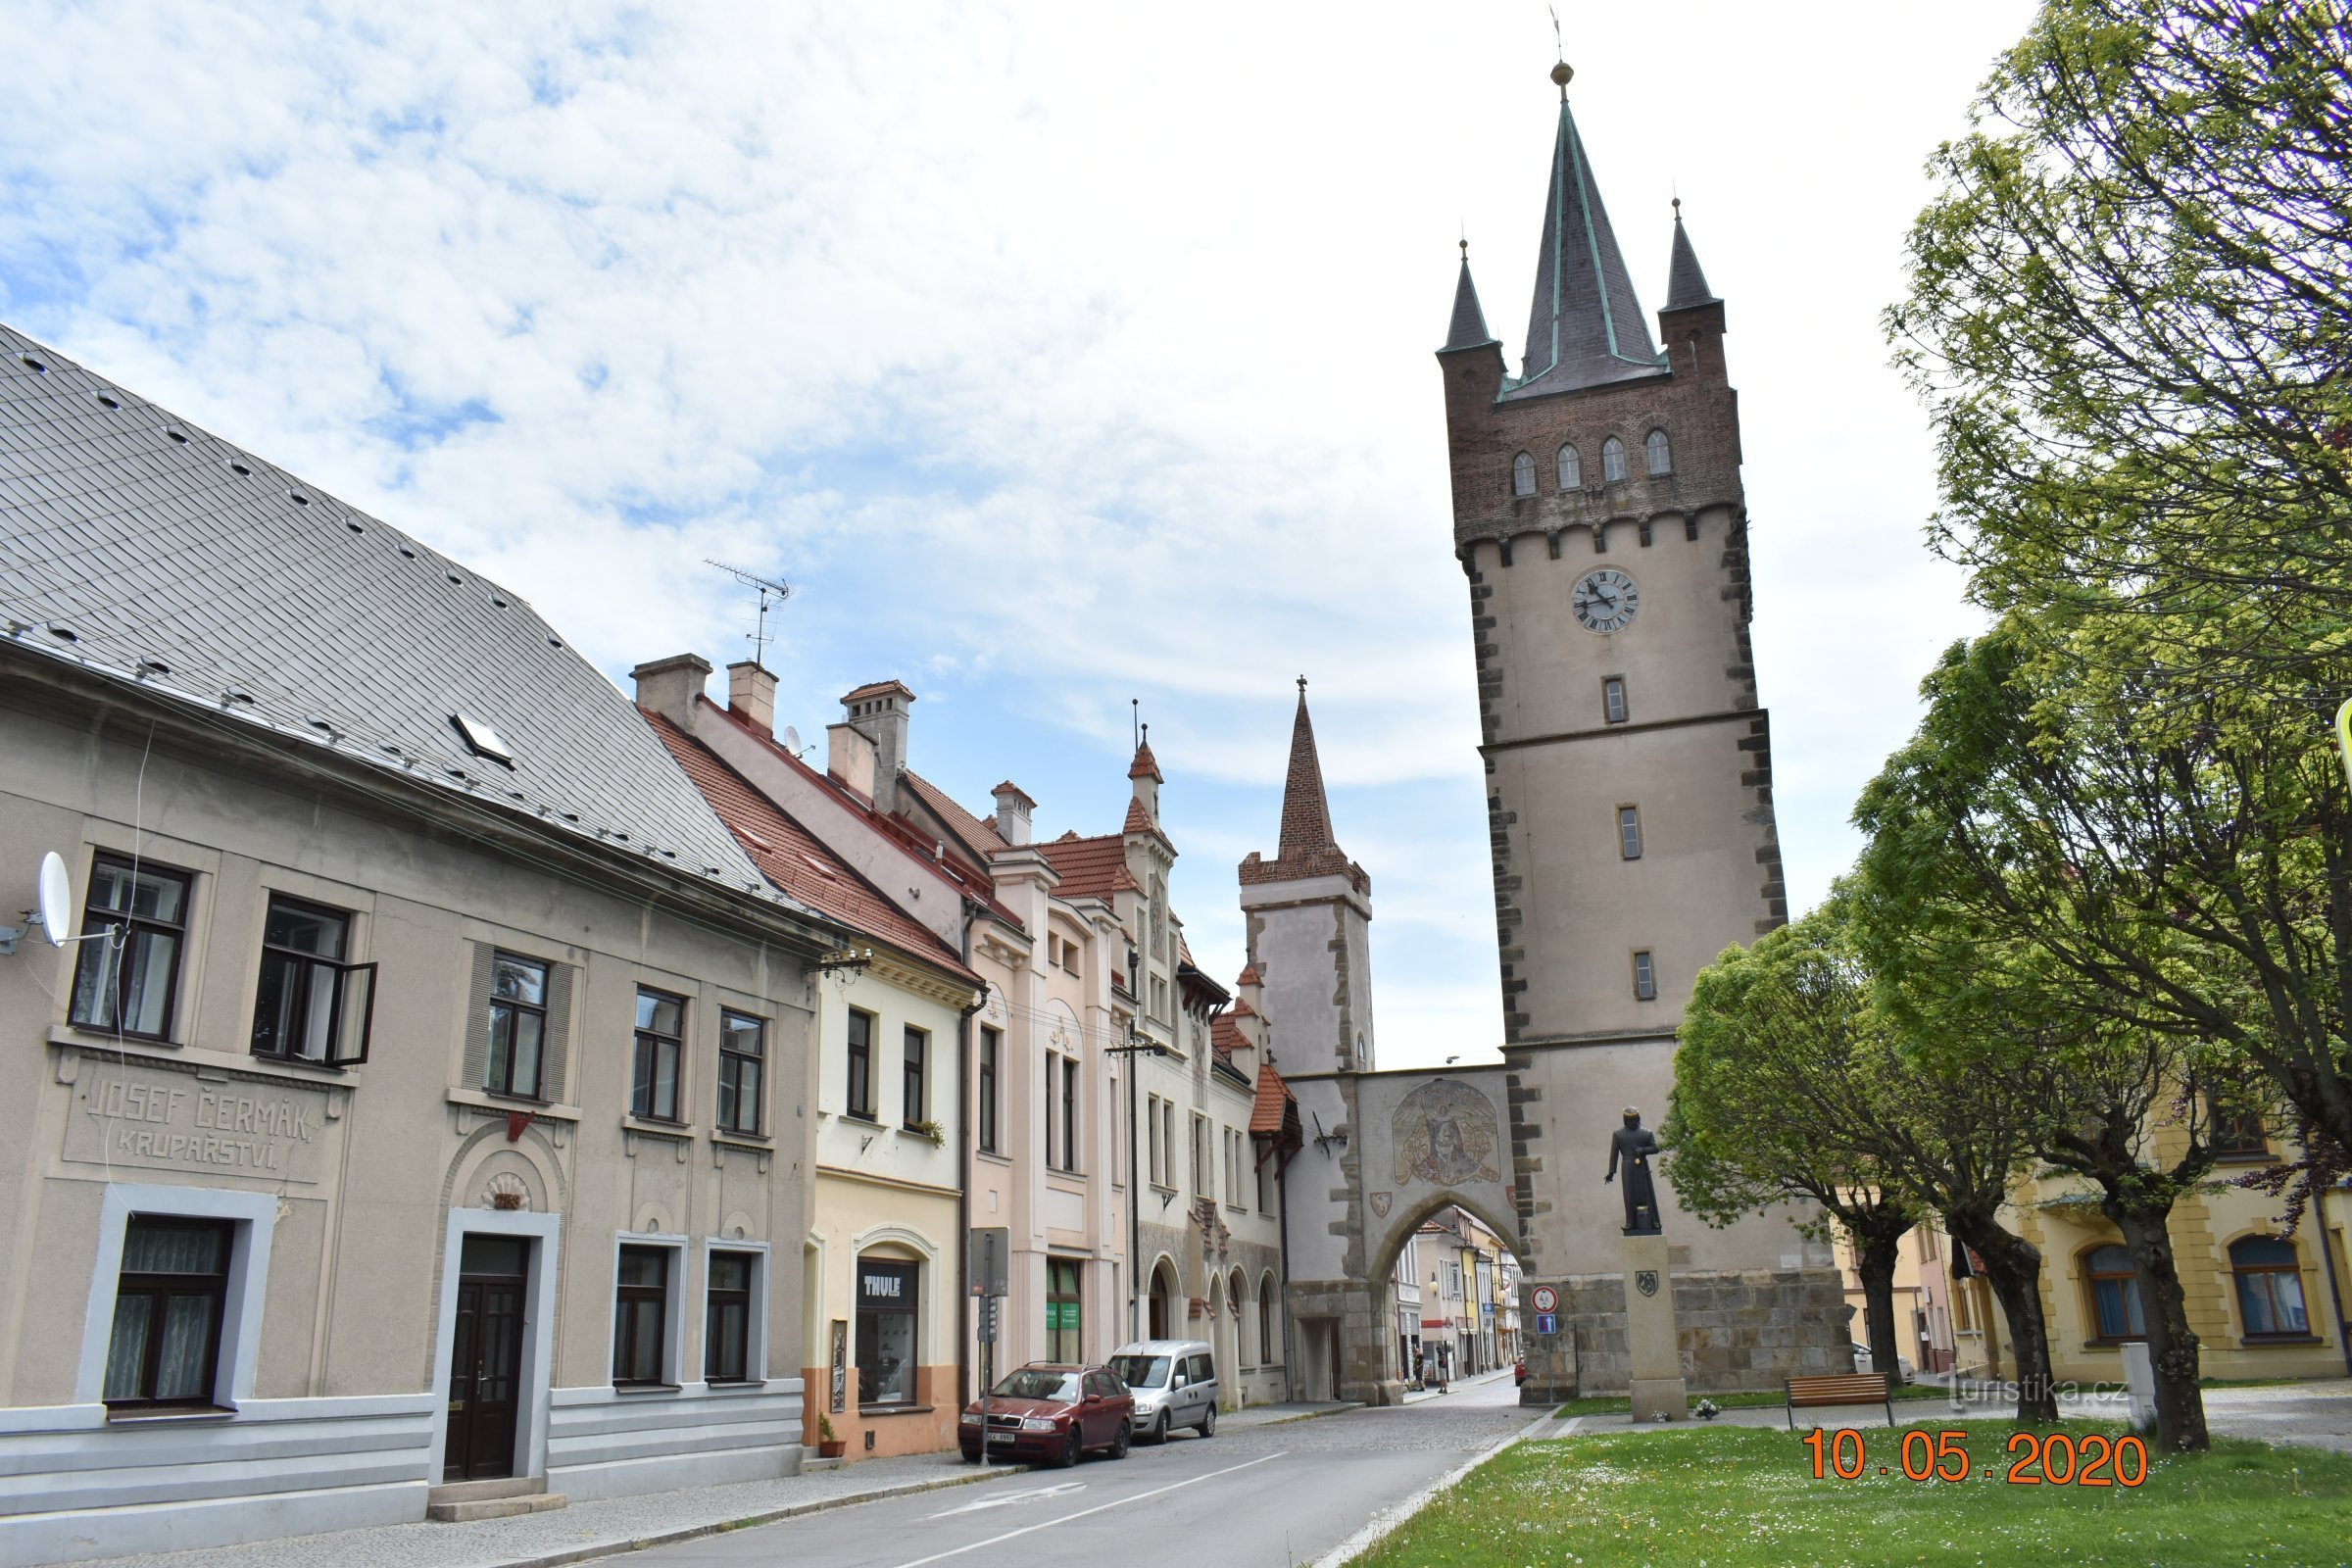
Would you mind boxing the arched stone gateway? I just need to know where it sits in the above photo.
[1282,1061,1849,1405]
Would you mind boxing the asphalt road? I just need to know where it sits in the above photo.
[618,1375,1541,1568]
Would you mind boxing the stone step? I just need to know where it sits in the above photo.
[427,1492,568,1523]
[427,1476,545,1506]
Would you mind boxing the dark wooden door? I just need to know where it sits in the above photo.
[444,1276,524,1480]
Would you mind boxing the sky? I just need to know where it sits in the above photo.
[0,0,2038,1069]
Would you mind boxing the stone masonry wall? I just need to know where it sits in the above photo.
[1552,1268,1853,1394]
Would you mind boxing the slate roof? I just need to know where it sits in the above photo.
[1663,207,1719,310]
[0,325,787,902]
[1504,96,1669,400]
[1442,252,1496,351]
[643,710,977,985]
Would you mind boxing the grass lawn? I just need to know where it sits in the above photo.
[1550,1385,1949,1418]
[1354,1419,2352,1568]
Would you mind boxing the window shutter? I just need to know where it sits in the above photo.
[542,963,572,1102]
[462,943,495,1090]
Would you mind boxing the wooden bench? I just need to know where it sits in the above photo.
[1784,1372,1894,1429]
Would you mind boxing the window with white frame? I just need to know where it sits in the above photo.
[1557,444,1582,489]
[1601,437,1627,483]
[1644,428,1672,475]
[103,1216,234,1408]
[1511,451,1535,496]
[612,1242,680,1386]
[705,1248,762,1383]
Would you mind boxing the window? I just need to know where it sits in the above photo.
[1061,938,1080,977]
[1259,1274,1279,1362]
[856,1259,917,1405]
[1511,451,1535,497]
[612,1245,670,1385]
[2230,1237,2310,1338]
[631,989,685,1122]
[1557,444,1581,489]
[846,1008,876,1121]
[1163,1100,1176,1187]
[1601,437,1627,483]
[1047,934,1061,966]
[1148,1094,1165,1186]
[103,1216,232,1408]
[717,1010,765,1135]
[978,1026,1002,1153]
[1632,951,1657,1002]
[2210,1099,2270,1162]
[250,896,375,1065]
[1060,1054,1079,1171]
[1644,428,1672,476]
[1150,974,1169,1024]
[1256,1145,1274,1212]
[2083,1245,2145,1341]
[706,1251,756,1383]
[482,953,548,1097]
[1047,1260,1082,1363]
[1192,1113,1209,1199]
[1617,806,1643,859]
[1602,677,1629,725]
[903,1025,928,1127]
[71,856,191,1040]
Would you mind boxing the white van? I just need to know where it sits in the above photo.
[1109,1340,1218,1443]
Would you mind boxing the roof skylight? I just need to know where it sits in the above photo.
[451,711,515,767]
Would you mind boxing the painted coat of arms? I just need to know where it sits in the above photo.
[1392,1078,1501,1187]
[1367,1191,1393,1218]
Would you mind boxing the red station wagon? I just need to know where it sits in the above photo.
[959,1363,1135,1467]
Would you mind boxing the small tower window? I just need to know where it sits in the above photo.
[1602,677,1629,724]
[1645,429,1673,476]
[1632,951,1657,1002]
[1511,451,1536,497]
[1601,438,1627,483]
[1557,444,1582,489]
[1617,805,1643,859]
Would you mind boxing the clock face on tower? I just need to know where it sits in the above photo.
[1571,568,1640,633]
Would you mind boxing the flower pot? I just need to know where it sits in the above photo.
[817,1440,847,1458]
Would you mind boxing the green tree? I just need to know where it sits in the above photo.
[1664,914,1921,1387]
[1889,0,2352,678]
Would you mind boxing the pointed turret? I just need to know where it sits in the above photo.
[1128,726,1162,824]
[1506,60,1665,400]
[1442,243,1496,352]
[1276,684,1338,862]
[1663,200,1718,310]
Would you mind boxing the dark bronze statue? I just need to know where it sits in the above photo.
[1604,1106,1663,1236]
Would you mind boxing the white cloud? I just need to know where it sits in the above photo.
[1,0,2035,1069]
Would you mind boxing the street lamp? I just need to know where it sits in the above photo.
[1107,1029,1171,1341]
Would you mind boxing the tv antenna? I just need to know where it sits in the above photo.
[705,559,792,667]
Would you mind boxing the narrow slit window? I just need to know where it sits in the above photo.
[1618,806,1643,859]
[1602,677,1628,724]
[1632,951,1657,1002]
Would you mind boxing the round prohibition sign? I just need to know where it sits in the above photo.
[1532,1286,1559,1313]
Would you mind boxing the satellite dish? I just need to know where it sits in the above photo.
[36,852,71,946]
[781,725,803,757]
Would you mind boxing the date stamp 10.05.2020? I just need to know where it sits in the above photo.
[1801,1427,2149,1488]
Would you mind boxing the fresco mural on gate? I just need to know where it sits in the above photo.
[1392,1077,1501,1188]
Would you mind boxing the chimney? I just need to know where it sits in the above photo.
[826,721,878,800]
[630,654,712,729]
[991,781,1035,847]
[840,680,914,816]
[726,661,777,738]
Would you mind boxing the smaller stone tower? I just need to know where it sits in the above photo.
[1239,683,1375,1073]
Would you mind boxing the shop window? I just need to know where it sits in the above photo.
[1047,1259,1083,1363]
[717,1010,765,1135]
[706,1250,757,1383]
[2083,1244,2146,1341]
[2230,1237,2310,1338]
[71,855,192,1040]
[103,1216,232,1408]
[612,1244,672,1385]
[857,1259,917,1405]
[250,895,374,1065]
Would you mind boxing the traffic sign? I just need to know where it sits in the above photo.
[1535,1311,1558,1336]
[1531,1285,1559,1313]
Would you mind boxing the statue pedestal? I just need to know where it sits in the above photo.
[1623,1232,1688,1422]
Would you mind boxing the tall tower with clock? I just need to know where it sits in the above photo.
[1440,58,1845,1390]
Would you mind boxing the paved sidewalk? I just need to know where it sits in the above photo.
[87,1396,1377,1568]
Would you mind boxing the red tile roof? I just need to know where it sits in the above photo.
[643,710,978,987]
[903,768,1008,860]
[842,679,915,704]
[1038,831,1141,902]
[1210,1012,1250,1062]
[1236,964,1262,988]
[1128,740,1161,781]
[1250,1058,1299,1146]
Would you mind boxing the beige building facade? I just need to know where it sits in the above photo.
[0,331,835,1565]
